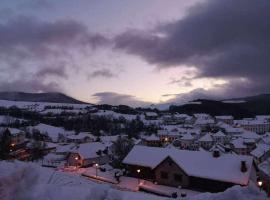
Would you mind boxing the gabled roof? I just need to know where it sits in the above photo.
[70,142,107,159]
[214,131,226,137]
[198,133,213,142]
[7,128,23,135]
[250,144,270,158]
[123,145,253,185]
[143,134,160,141]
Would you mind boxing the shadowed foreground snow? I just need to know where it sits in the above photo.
[0,161,268,200]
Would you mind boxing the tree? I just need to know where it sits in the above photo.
[29,140,46,161]
[111,136,134,168]
[0,129,12,159]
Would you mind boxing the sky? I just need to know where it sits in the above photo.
[0,0,270,107]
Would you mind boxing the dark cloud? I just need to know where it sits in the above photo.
[88,68,116,79]
[36,65,68,79]
[0,79,60,93]
[114,0,270,97]
[92,92,150,107]
[0,16,110,92]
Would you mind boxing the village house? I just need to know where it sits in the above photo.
[198,133,214,150]
[250,143,270,164]
[178,133,195,149]
[215,116,234,125]
[230,138,256,155]
[212,131,229,144]
[2,128,26,146]
[67,142,110,167]
[144,112,159,120]
[66,132,95,143]
[123,145,254,192]
[234,119,270,134]
[141,134,162,147]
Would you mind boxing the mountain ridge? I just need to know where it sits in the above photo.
[0,91,88,104]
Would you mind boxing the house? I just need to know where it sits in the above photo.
[198,133,214,150]
[67,142,110,167]
[212,131,229,144]
[2,128,26,146]
[250,143,270,164]
[234,119,270,134]
[141,134,161,147]
[144,112,159,120]
[66,132,95,143]
[178,133,195,149]
[215,116,234,125]
[230,138,252,155]
[123,145,254,192]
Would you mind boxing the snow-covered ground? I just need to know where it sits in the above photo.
[0,161,268,200]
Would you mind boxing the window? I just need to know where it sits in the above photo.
[160,171,168,179]
[174,174,182,182]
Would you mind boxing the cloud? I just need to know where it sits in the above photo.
[0,79,60,93]
[92,92,151,107]
[88,68,116,79]
[163,78,257,105]
[114,0,270,97]
[0,15,110,92]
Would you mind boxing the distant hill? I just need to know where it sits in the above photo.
[0,92,88,104]
[169,94,270,118]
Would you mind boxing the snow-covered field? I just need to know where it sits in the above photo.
[0,161,268,200]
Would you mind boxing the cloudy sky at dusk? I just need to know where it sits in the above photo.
[0,0,270,107]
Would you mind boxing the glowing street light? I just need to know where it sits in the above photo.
[11,143,15,147]
[137,169,141,185]
[165,137,168,142]
[257,177,263,190]
[95,163,99,177]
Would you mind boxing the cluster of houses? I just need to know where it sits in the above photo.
[1,111,270,193]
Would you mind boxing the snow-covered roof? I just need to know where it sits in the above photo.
[30,123,74,142]
[56,144,76,153]
[250,144,270,158]
[198,133,213,142]
[214,131,226,137]
[258,158,270,176]
[194,119,215,125]
[215,115,233,120]
[231,138,246,149]
[70,142,107,159]
[7,128,23,135]
[237,131,261,140]
[180,133,194,140]
[143,134,160,141]
[145,112,158,117]
[66,132,94,140]
[123,145,253,185]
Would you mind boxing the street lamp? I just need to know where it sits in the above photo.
[257,177,263,190]
[136,169,141,185]
[95,163,99,177]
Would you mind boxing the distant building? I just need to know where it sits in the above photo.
[144,112,159,120]
[215,116,234,125]
[198,133,214,150]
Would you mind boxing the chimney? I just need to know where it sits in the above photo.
[213,150,220,158]
[241,161,247,172]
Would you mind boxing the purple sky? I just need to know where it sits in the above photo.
[0,0,270,107]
